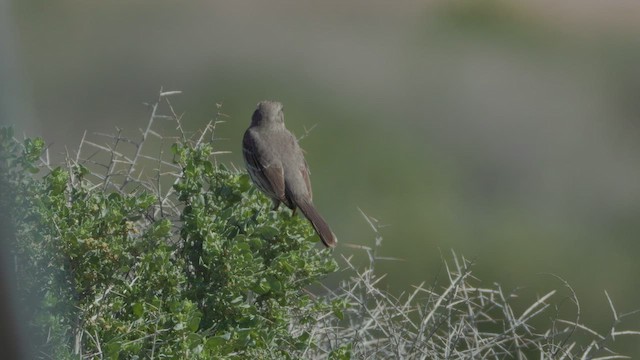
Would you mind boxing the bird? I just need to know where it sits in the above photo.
[242,101,337,247]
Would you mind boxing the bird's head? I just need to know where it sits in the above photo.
[252,100,284,127]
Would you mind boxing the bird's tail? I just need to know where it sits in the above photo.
[297,200,337,247]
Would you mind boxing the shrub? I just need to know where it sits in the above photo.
[3,92,638,359]
[2,95,336,358]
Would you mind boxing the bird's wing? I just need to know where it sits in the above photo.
[242,130,286,201]
[301,159,312,201]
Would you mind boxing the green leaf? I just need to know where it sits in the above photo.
[205,333,231,350]
[105,340,122,360]
[333,307,344,321]
[257,226,279,240]
[238,174,252,192]
[204,160,213,173]
[132,302,144,318]
[254,278,271,295]
[152,219,172,237]
[171,143,178,153]
[266,276,282,293]
[188,313,202,332]
[329,344,352,360]
[76,164,90,177]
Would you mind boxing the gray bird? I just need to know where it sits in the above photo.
[242,101,337,247]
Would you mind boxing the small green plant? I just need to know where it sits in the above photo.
[3,91,638,359]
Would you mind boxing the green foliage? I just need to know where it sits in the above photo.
[171,141,337,358]
[3,126,337,359]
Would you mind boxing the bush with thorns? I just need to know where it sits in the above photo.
[1,91,638,359]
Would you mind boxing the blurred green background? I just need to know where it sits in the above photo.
[2,0,639,355]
